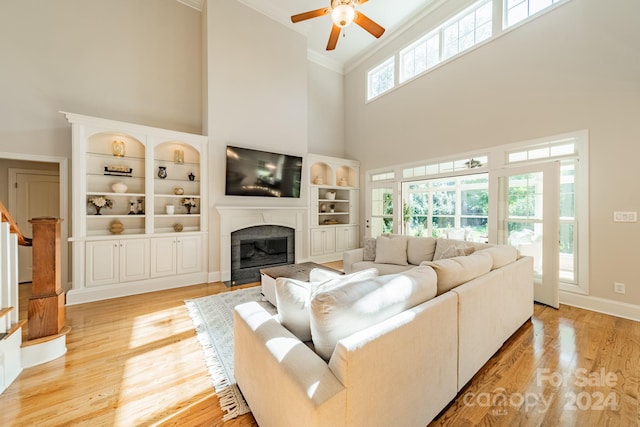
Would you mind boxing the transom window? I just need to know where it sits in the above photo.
[504,0,563,28]
[399,0,492,84]
[367,57,394,100]
[367,0,571,102]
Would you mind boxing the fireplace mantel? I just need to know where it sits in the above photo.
[216,206,307,283]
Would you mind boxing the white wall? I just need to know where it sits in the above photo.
[344,0,640,308]
[308,62,345,157]
[205,0,309,275]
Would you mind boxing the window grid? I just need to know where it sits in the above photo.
[505,0,562,28]
[506,140,576,164]
[367,57,395,100]
[368,0,571,102]
[403,155,488,179]
[371,171,395,181]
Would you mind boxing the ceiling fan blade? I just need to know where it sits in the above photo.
[354,12,385,38]
[291,7,331,23]
[326,24,341,51]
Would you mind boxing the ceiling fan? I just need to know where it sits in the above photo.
[291,0,385,51]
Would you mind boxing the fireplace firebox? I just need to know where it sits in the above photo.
[229,225,294,286]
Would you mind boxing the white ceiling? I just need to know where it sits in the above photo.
[181,0,445,73]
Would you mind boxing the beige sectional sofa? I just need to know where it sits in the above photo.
[233,235,533,427]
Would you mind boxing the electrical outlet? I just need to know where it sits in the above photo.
[614,282,625,294]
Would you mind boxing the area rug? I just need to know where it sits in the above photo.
[185,286,276,421]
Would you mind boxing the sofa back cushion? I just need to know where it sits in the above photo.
[375,234,409,265]
[475,246,519,270]
[422,251,493,295]
[276,268,379,342]
[310,265,438,361]
[406,236,437,265]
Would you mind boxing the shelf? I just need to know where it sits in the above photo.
[155,194,201,198]
[88,192,146,197]
[154,214,200,217]
[86,214,146,218]
[319,199,349,202]
[319,212,349,215]
[87,151,145,161]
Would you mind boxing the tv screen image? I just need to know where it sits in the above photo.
[225,145,303,198]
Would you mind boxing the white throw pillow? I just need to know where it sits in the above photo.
[433,238,475,260]
[374,235,409,266]
[310,265,438,361]
[406,236,437,265]
[275,268,379,342]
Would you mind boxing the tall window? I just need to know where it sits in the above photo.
[402,173,489,241]
[367,57,394,100]
[504,0,563,28]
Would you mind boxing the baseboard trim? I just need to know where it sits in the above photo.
[560,291,640,322]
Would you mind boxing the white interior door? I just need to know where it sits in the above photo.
[9,169,60,283]
[491,162,560,308]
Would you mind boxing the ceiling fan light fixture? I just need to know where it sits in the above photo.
[331,4,355,28]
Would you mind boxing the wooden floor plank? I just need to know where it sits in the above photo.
[3,274,639,426]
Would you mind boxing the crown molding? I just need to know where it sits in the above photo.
[176,0,203,12]
[307,50,344,74]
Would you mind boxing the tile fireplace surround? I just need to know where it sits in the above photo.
[216,206,306,284]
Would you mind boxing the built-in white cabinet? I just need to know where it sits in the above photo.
[307,154,359,262]
[64,112,208,304]
[150,235,202,278]
[85,239,149,287]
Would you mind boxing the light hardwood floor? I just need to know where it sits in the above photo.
[2,270,638,426]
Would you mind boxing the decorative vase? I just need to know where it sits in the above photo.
[94,206,102,215]
[326,191,336,200]
[173,187,184,195]
[111,182,127,193]
[158,166,167,179]
[165,205,175,215]
[185,204,192,214]
[173,223,183,232]
[110,220,124,234]
[188,172,195,181]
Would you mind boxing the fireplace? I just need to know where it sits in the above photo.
[216,206,306,286]
[229,225,295,286]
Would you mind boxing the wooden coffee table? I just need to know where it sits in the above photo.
[260,262,343,306]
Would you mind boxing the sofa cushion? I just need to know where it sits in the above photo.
[362,237,377,261]
[375,235,409,265]
[475,246,519,270]
[310,265,438,361]
[422,251,493,295]
[433,238,475,260]
[351,261,414,275]
[276,268,379,342]
[407,236,437,265]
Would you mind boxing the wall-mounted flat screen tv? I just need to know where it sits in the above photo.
[225,145,303,198]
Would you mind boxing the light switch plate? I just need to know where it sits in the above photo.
[613,211,637,222]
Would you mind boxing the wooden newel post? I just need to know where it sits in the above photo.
[28,217,65,340]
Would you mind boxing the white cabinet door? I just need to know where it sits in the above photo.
[150,237,177,278]
[177,235,202,274]
[335,226,358,252]
[311,228,335,256]
[85,240,119,287]
[119,238,150,282]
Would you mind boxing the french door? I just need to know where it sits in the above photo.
[490,162,560,308]
[366,184,396,237]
